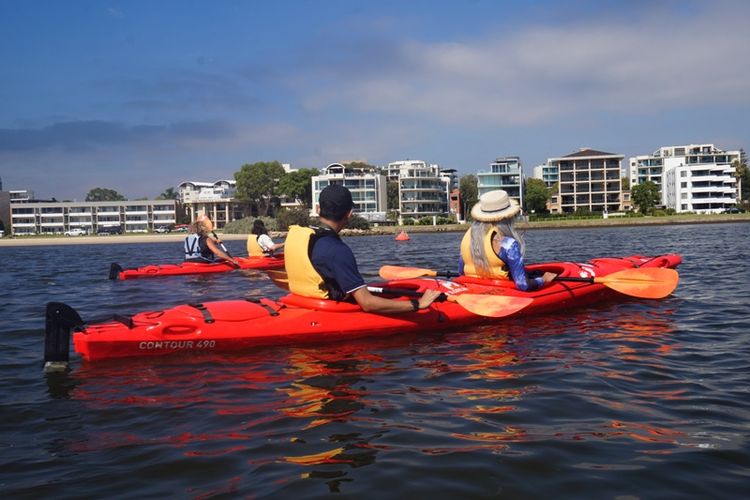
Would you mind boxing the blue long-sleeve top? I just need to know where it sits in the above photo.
[459,236,544,291]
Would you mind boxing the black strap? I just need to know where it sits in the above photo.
[188,303,215,323]
[112,314,134,329]
[245,297,280,316]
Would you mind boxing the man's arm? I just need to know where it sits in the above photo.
[351,287,441,314]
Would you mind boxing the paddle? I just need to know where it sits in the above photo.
[378,265,679,299]
[263,270,531,318]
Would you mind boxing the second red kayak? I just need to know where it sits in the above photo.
[109,254,285,280]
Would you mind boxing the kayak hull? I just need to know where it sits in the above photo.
[67,254,680,362]
[113,254,285,279]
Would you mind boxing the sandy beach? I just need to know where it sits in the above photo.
[1,213,748,247]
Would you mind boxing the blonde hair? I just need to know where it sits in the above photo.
[468,218,526,276]
[191,220,209,235]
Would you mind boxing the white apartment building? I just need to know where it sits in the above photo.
[390,160,449,219]
[532,163,559,188]
[177,180,244,229]
[311,163,388,222]
[9,200,176,236]
[550,148,624,214]
[630,144,740,213]
[477,157,524,208]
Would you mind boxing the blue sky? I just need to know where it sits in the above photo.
[1,0,749,200]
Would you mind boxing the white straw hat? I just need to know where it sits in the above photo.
[471,190,520,222]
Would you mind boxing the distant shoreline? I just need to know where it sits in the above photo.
[1,213,748,247]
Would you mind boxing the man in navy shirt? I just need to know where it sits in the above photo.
[313,185,440,313]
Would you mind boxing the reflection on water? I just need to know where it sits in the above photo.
[4,223,750,497]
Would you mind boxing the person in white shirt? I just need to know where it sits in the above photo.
[247,219,284,256]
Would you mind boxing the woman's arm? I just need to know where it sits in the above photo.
[206,238,240,267]
[500,238,546,291]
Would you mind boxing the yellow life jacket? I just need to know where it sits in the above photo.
[246,235,265,257]
[284,225,330,299]
[459,228,510,279]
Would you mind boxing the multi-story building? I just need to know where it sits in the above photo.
[311,163,388,222]
[631,144,740,213]
[532,163,559,188]
[177,180,244,229]
[390,160,448,220]
[9,200,176,236]
[550,148,624,214]
[477,157,524,207]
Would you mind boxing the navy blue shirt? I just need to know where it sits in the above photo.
[311,234,367,295]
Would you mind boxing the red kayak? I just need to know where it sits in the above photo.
[109,254,285,280]
[45,254,680,365]
[45,255,681,363]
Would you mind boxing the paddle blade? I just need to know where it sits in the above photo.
[447,293,532,318]
[596,267,679,299]
[265,269,290,291]
[379,265,437,280]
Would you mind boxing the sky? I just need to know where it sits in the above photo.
[1,0,749,201]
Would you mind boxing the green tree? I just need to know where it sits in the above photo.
[524,178,550,214]
[277,168,319,207]
[387,181,400,210]
[631,181,660,214]
[234,161,286,216]
[733,156,748,203]
[276,207,311,231]
[85,187,126,201]
[459,175,478,221]
[157,187,178,200]
[621,177,630,190]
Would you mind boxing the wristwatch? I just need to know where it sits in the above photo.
[410,299,420,311]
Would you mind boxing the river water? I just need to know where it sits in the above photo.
[1,223,749,498]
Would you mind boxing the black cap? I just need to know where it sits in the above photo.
[319,184,354,222]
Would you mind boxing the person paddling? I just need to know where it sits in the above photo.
[184,219,240,267]
[459,189,556,291]
[247,219,284,257]
[285,184,441,313]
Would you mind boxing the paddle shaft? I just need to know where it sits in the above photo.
[367,286,447,302]
[553,276,596,284]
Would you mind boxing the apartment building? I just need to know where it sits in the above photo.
[389,160,449,219]
[631,144,740,213]
[477,157,524,208]
[177,180,244,229]
[532,163,559,188]
[549,148,624,214]
[9,200,176,236]
[311,163,388,222]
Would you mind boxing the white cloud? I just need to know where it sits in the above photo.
[301,2,750,127]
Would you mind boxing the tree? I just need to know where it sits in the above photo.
[459,175,478,221]
[631,181,660,214]
[621,177,630,190]
[387,181,400,210]
[234,161,286,216]
[277,168,319,207]
[85,187,126,202]
[733,156,749,204]
[157,187,178,200]
[524,178,550,214]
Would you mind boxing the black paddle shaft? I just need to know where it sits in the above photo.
[368,286,448,302]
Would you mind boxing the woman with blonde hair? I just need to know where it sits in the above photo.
[184,219,239,267]
[459,189,555,291]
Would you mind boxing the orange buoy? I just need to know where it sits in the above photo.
[395,230,410,241]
